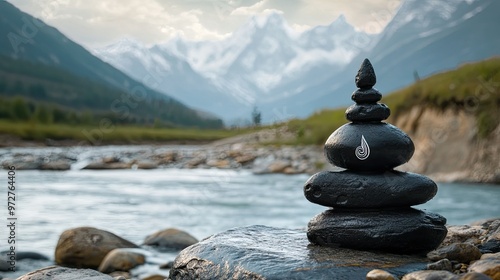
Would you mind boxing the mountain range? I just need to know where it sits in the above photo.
[95,0,500,123]
[0,0,223,128]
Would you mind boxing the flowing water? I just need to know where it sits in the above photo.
[0,146,499,278]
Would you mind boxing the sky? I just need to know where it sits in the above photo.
[7,0,402,49]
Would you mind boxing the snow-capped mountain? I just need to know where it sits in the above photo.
[292,0,500,115]
[95,12,374,122]
[95,0,500,123]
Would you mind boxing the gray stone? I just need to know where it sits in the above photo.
[346,103,390,122]
[427,258,453,271]
[324,122,414,171]
[468,258,500,279]
[355,58,376,89]
[366,269,398,280]
[479,238,500,254]
[55,227,139,269]
[351,88,382,103]
[169,225,429,280]
[427,243,482,263]
[143,228,198,251]
[307,208,447,254]
[459,272,494,280]
[16,266,113,280]
[98,248,146,273]
[402,270,459,280]
[304,170,437,208]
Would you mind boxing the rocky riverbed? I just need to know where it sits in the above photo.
[2,218,500,280]
[0,139,330,176]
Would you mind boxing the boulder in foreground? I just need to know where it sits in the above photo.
[55,227,139,269]
[169,225,429,280]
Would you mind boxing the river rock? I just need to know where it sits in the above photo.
[169,225,430,280]
[468,258,500,279]
[307,208,447,254]
[55,227,139,269]
[324,122,415,171]
[98,248,145,273]
[459,272,495,280]
[83,162,131,170]
[16,266,114,280]
[366,269,398,280]
[401,270,459,280]
[40,160,72,171]
[304,170,437,208]
[143,228,198,250]
[427,243,482,263]
[427,258,453,271]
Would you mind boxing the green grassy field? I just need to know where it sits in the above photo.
[0,120,253,145]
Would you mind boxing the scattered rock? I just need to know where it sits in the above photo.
[401,270,459,280]
[98,248,146,273]
[468,258,500,279]
[366,269,398,280]
[441,226,485,247]
[143,228,198,250]
[83,162,131,170]
[134,160,159,170]
[459,272,494,280]
[266,160,291,173]
[428,243,482,263]
[427,258,453,271]
[55,227,139,269]
[40,160,72,170]
[142,274,169,280]
[16,265,114,280]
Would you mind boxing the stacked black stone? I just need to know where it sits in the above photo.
[304,59,447,254]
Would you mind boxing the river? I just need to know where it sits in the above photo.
[0,146,499,278]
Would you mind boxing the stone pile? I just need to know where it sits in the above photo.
[304,59,448,254]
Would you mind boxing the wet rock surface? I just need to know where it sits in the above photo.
[55,227,139,269]
[307,208,447,254]
[143,228,198,251]
[324,122,415,171]
[304,170,437,208]
[304,58,446,254]
[16,266,114,280]
[169,225,429,280]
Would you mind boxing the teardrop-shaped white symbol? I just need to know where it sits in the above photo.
[355,135,370,160]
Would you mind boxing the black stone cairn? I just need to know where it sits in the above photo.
[304,59,447,254]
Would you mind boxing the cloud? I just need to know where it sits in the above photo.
[6,0,401,48]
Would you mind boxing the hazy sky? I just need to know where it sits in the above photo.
[7,0,402,48]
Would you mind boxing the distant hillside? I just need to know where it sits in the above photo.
[282,57,500,183]
[0,1,223,129]
[287,57,500,145]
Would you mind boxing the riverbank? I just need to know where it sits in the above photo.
[1,127,499,184]
[3,219,500,280]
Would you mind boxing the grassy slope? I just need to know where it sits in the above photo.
[285,57,500,145]
[0,120,253,144]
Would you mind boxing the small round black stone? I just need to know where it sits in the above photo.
[351,88,382,103]
[346,103,390,122]
[355,59,376,89]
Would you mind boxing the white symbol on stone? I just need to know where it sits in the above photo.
[355,135,370,160]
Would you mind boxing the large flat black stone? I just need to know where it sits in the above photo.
[170,225,430,280]
[307,208,447,254]
[304,170,437,208]
[324,122,414,171]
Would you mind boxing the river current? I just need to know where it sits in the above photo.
[0,146,499,278]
